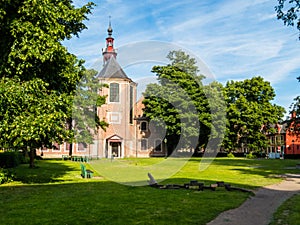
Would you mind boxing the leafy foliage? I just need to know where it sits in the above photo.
[0,168,14,185]
[275,0,300,40]
[0,78,72,151]
[0,151,24,168]
[72,69,108,145]
[143,50,221,154]
[245,152,257,159]
[0,0,95,167]
[223,76,285,152]
[0,0,94,93]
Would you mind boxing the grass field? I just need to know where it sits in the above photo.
[269,193,300,225]
[0,157,299,225]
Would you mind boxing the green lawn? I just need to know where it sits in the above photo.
[0,157,299,225]
[269,193,300,225]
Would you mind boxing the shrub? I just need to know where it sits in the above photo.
[0,168,14,184]
[246,152,257,159]
[0,151,24,168]
[227,152,235,158]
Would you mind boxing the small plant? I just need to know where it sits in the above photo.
[0,168,14,184]
[246,152,257,159]
[227,152,235,158]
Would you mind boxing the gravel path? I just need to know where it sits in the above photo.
[207,174,300,225]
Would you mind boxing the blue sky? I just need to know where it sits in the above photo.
[64,0,300,118]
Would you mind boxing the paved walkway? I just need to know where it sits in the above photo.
[207,174,300,225]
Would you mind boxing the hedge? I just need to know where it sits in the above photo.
[0,151,24,168]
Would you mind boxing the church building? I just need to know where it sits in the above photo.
[38,23,166,158]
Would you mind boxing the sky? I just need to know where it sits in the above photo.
[64,0,300,119]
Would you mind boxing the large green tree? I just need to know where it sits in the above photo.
[0,0,94,167]
[143,50,223,155]
[223,76,285,152]
[0,78,71,167]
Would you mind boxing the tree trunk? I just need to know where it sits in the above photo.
[22,148,28,158]
[69,143,73,157]
[29,149,36,168]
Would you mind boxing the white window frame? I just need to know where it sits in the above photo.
[107,112,122,124]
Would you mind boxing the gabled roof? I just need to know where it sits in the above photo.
[96,56,131,81]
[106,134,123,141]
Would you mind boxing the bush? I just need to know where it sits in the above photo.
[0,151,24,168]
[246,152,257,159]
[0,168,14,184]
[227,152,235,158]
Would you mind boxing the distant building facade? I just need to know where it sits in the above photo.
[266,111,300,158]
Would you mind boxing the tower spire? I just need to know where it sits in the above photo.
[102,16,117,65]
[108,16,113,36]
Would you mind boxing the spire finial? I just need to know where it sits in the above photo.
[108,16,113,36]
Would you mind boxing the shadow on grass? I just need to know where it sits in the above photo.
[13,159,79,184]
[3,157,298,225]
[0,178,251,225]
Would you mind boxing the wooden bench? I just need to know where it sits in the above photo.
[80,163,93,178]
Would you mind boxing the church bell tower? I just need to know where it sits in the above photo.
[102,17,117,65]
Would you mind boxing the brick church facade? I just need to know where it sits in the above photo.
[38,23,166,158]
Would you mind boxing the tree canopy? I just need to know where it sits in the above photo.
[223,76,285,152]
[142,50,223,155]
[0,0,95,167]
[275,0,300,40]
[0,0,94,92]
[0,78,71,167]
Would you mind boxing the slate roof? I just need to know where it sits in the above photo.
[96,56,131,81]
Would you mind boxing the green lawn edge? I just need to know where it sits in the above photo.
[0,157,299,225]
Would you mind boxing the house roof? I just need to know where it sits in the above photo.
[96,56,131,81]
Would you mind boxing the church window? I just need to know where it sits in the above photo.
[129,85,134,124]
[110,83,119,102]
[140,121,148,131]
[141,139,148,151]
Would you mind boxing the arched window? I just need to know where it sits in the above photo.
[110,83,119,102]
[141,139,148,151]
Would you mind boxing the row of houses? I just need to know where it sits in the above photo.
[266,112,300,158]
[37,24,300,159]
